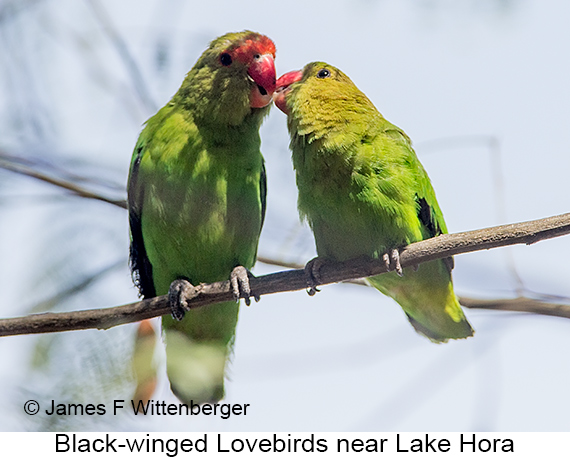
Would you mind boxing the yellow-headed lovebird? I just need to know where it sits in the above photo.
[274,63,473,342]
[128,31,276,403]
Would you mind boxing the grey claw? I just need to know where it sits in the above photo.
[307,287,319,296]
[231,266,254,306]
[168,279,198,321]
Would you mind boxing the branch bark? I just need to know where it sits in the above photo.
[1,212,569,337]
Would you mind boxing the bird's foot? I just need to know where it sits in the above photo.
[231,266,258,306]
[168,279,200,321]
[304,257,326,296]
[382,248,404,277]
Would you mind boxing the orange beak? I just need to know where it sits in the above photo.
[248,54,276,108]
[274,70,303,114]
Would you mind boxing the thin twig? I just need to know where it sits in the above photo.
[86,0,156,113]
[0,156,127,208]
[1,212,569,337]
[459,296,570,317]
[27,259,125,313]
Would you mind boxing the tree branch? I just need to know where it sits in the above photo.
[1,212,569,337]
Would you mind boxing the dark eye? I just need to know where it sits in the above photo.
[220,53,232,66]
[317,68,330,79]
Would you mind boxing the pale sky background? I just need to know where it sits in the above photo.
[1,0,570,431]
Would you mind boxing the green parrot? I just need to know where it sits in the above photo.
[127,31,276,403]
[274,62,473,342]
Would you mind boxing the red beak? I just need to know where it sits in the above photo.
[274,70,303,114]
[248,54,276,108]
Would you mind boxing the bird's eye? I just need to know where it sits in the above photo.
[220,53,232,66]
[317,68,330,79]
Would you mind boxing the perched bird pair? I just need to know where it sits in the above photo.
[127,31,473,404]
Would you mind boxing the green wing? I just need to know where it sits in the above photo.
[368,127,470,341]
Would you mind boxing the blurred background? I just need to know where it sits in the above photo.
[1,0,570,431]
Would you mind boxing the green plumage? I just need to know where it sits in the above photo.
[128,32,271,403]
[284,62,473,342]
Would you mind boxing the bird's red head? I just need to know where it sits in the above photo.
[274,70,303,114]
[221,34,277,108]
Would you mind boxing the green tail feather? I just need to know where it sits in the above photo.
[162,300,239,404]
[163,329,228,404]
[368,259,474,342]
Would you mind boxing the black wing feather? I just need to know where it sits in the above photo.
[128,147,156,298]
[417,196,440,238]
[259,160,267,233]
[416,195,454,272]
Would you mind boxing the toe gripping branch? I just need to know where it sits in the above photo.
[231,266,259,306]
[304,257,326,296]
[167,266,258,320]
[382,248,404,277]
[168,279,199,321]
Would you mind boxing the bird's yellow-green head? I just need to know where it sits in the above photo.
[275,62,380,143]
[175,31,276,126]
